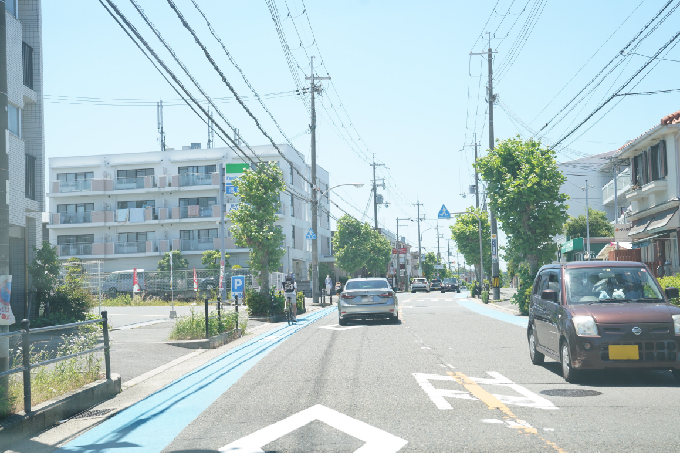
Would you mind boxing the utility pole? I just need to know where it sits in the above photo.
[585,179,591,260]
[414,200,424,276]
[614,165,619,250]
[305,56,330,305]
[472,33,499,299]
[0,6,10,412]
[219,163,226,307]
[207,107,214,149]
[157,100,166,151]
[474,137,484,285]
[371,155,385,230]
[436,224,441,262]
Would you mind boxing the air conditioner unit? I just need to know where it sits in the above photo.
[102,171,109,179]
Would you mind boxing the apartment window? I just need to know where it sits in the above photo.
[290,194,294,216]
[8,104,20,138]
[180,229,218,240]
[117,168,154,179]
[22,42,33,89]
[5,0,17,18]
[178,165,216,175]
[179,197,216,207]
[290,164,294,184]
[25,154,36,200]
[291,226,296,249]
[57,235,94,245]
[117,200,155,209]
[118,232,153,243]
[57,203,94,213]
[632,140,667,187]
[57,172,93,182]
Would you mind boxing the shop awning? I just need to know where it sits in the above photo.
[647,208,679,233]
[630,218,652,235]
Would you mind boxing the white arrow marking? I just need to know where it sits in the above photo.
[471,372,557,410]
[219,404,407,452]
[412,373,476,410]
[319,324,363,331]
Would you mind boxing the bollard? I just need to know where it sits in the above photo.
[217,297,222,332]
[102,311,111,380]
[205,297,210,340]
[234,294,239,332]
[21,319,31,414]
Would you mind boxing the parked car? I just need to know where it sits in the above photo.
[527,261,680,383]
[102,269,146,296]
[430,279,442,290]
[198,276,219,290]
[411,278,430,293]
[441,277,460,293]
[338,278,399,325]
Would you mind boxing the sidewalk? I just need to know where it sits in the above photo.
[468,287,522,316]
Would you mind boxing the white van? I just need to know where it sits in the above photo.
[102,269,146,296]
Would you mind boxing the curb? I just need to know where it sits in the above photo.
[165,328,243,349]
[0,374,122,452]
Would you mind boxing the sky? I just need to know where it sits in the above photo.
[42,0,680,270]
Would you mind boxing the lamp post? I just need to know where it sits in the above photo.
[312,183,363,303]
[396,218,412,291]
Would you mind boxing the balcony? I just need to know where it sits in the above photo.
[58,211,92,225]
[57,179,92,193]
[602,168,631,206]
[114,241,146,254]
[114,177,146,190]
[179,173,215,187]
[180,238,215,252]
[177,205,215,219]
[59,243,93,257]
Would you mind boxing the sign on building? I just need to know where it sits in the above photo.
[614,223,631,243]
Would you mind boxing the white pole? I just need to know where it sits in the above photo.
[585,179,591,260]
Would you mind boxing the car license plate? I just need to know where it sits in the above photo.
[609,345,639,360]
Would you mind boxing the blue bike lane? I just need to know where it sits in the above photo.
[57,306,337,453]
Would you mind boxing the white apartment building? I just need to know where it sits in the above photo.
[559,151,619,221]
[46,145,331,278]
[6,0,45,320]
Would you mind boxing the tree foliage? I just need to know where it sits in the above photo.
[564,207,614,239]
[449,207,491,282]
[28,241,60,317]
[201,250,229,270]
[475,136,568,276]
[333,215,391,276]
[421,252,452,280]
[158,251,188,272]
[48,258,94,322]
[229,162,286,294]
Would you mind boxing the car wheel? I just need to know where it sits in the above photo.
[411,290,415,293]
[561,341,579,383]
[108,288,118,298]
[529,328,544,365]
[457,289,461,293]
[672,369,680,383]
[339,317,348,326]
[426,289,430,293]
[392,314,399,324]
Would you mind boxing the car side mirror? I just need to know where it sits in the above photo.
[541,289,558,303]
[665,287,679,299]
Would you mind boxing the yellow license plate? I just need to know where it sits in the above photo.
[609,345,639,360]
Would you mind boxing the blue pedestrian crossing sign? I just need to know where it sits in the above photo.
[438,204,451,219]
[231,275,245,299]
[306,228,317,240]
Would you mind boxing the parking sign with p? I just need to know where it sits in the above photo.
[231,275,245,300]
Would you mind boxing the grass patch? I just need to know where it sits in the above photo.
[100,293,202,307]
[0,325,102,419]
[168,308,249,341]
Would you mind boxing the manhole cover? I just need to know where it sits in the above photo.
[71,409,113,419]
[541,389,602,397]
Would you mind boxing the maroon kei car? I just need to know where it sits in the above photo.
[527,261,680,382]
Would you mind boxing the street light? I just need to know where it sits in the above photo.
[311,182,363,304]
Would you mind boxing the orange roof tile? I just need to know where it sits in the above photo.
[661,109,680,125]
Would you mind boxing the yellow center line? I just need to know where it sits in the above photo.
[449,371,566,453]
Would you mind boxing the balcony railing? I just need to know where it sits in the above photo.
[59,243,93,256]
[180,238,215,251]
[179,173,214,187]
[602,168,631,204]
[114,177,146,190]
[114,241,146,254]
[59,211,92,225]
[58,179,92,193]
[178,205,214,219]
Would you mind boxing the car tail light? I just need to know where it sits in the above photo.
[378,292,394,298]
[341,293,355,299]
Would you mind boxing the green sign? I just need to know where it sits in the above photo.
[225,163,249,174]
[561,237,584,254]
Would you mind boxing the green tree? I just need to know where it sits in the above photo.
[158,251,188,272]
[421,252,438,280]
[333,215,391,277]
[201,250,229,270]
[309,262,333,291]
[564,207,614,239]
[47,257,93,322]
[365,229,392,277]
[449,207,491,282]
[28,241,60,317]
[475,136,568,276]
[229,162,286,294]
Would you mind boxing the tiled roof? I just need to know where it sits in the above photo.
[661,109,680,125]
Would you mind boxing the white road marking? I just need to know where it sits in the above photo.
[482,419,503,424]
[421,347,431,350]
[414,372,558,411]
[258,335,283,342]
[482,419,536,430]
[113,319,172,330]
[412,373,476,410]
[219,404,407,452]
[543,428,555,432]
[319,324,363,331]
[445,363,455,369]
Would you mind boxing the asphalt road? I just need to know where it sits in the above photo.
[28,291,680,451]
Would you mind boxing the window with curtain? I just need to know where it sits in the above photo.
[8,104,20,138]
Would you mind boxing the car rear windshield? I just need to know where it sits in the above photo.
[443,278,457,284]
[345,280,390,290]
[565,266,663,305]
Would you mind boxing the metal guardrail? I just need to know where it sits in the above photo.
[0,312,111,414]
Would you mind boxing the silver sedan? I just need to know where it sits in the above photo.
[338,278,399,325]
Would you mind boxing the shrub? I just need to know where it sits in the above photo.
[481,290,489,304]
[511,264,533,315]
[296,291,306,314]
[168,308,248,340]
[657,275,680,306]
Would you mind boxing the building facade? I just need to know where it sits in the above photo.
[46,145,330,279]
[6,1,45,320]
